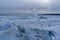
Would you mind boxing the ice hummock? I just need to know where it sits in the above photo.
[0,14,60,40]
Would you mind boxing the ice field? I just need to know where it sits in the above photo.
[0,14,60,40]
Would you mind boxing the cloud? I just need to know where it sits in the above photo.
[0,0,60,14]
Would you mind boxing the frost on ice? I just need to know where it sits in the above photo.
[0,14,59,40]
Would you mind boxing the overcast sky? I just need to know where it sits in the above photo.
[0,0,60,14]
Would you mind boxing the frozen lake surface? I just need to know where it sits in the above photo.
[0,14,60,40]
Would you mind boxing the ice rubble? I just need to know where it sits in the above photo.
[0,14,60,40]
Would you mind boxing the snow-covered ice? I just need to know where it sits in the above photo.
[0,14,60,40]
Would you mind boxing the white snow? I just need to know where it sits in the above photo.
[0,14,60,40]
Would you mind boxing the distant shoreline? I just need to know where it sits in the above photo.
[0,13,60,16]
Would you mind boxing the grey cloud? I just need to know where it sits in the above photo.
[0,0,60,14]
